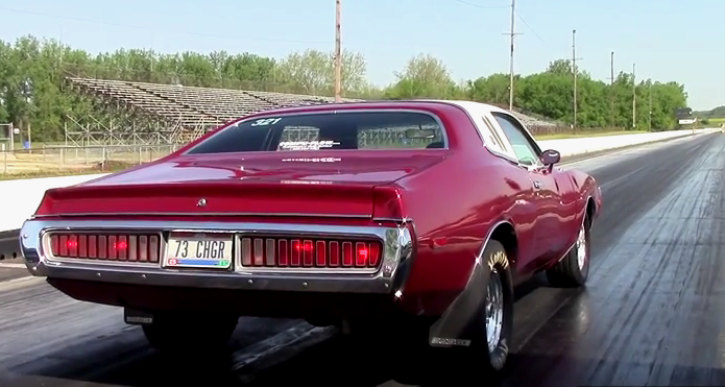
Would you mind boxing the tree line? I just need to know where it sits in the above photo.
[694,106,725,119]
[0,35,690,142]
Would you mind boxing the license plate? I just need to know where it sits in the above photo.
[164,233,234,269]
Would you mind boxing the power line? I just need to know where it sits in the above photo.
[515,11,547,46]
[451,0,509,9]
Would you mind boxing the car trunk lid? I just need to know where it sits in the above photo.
[34,152,445,219]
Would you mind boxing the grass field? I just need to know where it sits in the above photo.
[0,145,170,180]
[708,118,725,124]
[535,130,647,140]
[0,166,127,181]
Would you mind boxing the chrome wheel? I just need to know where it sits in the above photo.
[485,268,504,353]
[576,223,587,270]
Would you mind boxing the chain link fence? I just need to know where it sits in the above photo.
[0,125,636,177]
[1,144,181,176]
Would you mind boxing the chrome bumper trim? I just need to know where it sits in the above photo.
[20,219,414,294]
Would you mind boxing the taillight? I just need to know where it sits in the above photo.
[48,233,160,263]
[240,237,382,269]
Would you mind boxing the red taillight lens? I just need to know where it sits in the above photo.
[329,241,340,266]
[240,237,382,269]
[315,241,326,266]
[48,233,160,263]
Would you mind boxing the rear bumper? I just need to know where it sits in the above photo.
[20,219,414,295]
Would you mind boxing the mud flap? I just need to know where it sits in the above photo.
[428,259,490,348]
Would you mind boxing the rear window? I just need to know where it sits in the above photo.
[187,111,446,154]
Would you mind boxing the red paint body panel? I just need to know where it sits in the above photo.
[37,152,446,218]
[35,100,602,316]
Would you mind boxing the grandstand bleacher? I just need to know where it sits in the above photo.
[66,77,556,144]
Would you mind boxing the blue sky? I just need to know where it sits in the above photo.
[0,0,721,109]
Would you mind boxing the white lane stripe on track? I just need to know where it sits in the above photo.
[0,275,42,291]
[561,133,707,170]
[0,263,25,269]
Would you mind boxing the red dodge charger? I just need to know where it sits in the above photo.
[21,99,602,382]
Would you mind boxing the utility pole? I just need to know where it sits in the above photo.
[572,29,578,131]
[507,0,516,111]
[609,51,614,128]
[334,0,342,102]
[648,81,652,130]
[632,63,636,129]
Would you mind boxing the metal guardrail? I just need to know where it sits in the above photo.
[1,144,181,175]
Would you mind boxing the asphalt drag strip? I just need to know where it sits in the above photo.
[0,230,27,283]
[0,132,721,387]
[241,132,725,387]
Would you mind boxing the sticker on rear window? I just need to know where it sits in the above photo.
[279,141,340,150]
[250,118,282,126]
[282,157,342,163]
[280,180,333,185]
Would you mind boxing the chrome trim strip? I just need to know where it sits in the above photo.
[21,219,414,294]
[372,217,410,223]
[475,220,515,264]
[234,233,381,274]
[42,230,163,268]
[32,212,373,220]
[31,213,410,224]
[555,239,576,263]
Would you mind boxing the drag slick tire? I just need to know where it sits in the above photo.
[455,239,515,378]
[546,214,590,288]
[141,312,239,353]
[392,240,515,384]
[340,240,515,384]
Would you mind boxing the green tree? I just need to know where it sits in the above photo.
[274,49,368,96]
[384,54,462,99]
[0,36,693,143]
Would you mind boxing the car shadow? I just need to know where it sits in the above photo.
[514,271,550,301]
[6,317,300,387]
[245,273,584,387]
[6,273,578,387]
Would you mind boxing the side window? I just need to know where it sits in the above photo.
[468,113,508,155]
[492,113,540,166]
[481,115,509,154]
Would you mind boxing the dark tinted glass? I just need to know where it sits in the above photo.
[187,111,446,154]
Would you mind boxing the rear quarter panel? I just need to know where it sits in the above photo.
[567,168,601,212]
[556,167,602,251]
[391,103,534,314]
